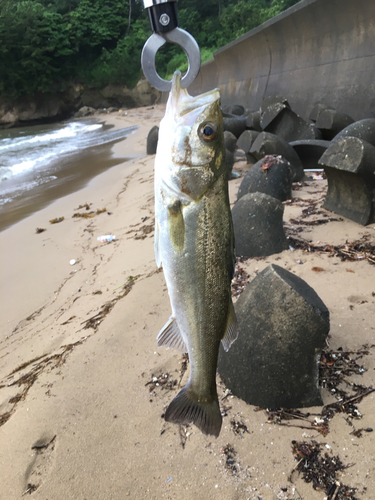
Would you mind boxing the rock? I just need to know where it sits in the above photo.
[231,193,289,257]
[250,132,304,181]
[107,107,119,113]
[332,118,375,146]
[290,139,331,170]
[262,106,318,142]
[0,80,161,128]
[74,106,96,118]
[316,109,355,140]
[223,115,247,138]
[245,110,262,132]
[237,155,293,202]
[236,130,259,164]
[146,125,159,155]
[224,131,237,153]
[319,136,375,225]
[218,264,330,409]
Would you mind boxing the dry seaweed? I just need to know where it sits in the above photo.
[35,227,46,234]
[230,417,250,437]
[178,353,189,386]
[49,217,64,224]
[81,275,140,330]
[287,234,375,265]
[231,262,251,298]
[1,338,88,427]
[145,372,178,396]
[221,444,242,475]
[265,345,374,435]
[290,441,357,499]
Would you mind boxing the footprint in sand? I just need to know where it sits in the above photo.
[23,434,57,495]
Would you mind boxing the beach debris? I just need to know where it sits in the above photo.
[290,441,357,499]
[126,222,154,240]
[264,345,374,436]
[154,72,237,437]
[69,259,76,266]
[35,227,46,234]
[22,483,39,496]
[145,372,178,396]
[178,353,189,386]
[75,202,91,210]
[49,217,64,224]
[231,262,251,298]
[287,233,375,265]
[230,417,249,437]
[97,235,116,243]
[73,208,107,219]
[221,444,246,476]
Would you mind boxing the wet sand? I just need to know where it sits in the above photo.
[0,104,374,500]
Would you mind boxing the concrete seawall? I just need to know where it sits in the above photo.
[184,0,375,121]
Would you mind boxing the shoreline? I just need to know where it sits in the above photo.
[0,109,159,233]
[0,104,375,500]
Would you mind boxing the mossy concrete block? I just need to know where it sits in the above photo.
[237,155,292,202]
[218,264,330,409]
[232,193,289,258]
[290,139,330,170]
[250,132,304,181]
[146,125,159,155]
[319,136,375,225]
[316,109,355,140]
[332,118,375,147]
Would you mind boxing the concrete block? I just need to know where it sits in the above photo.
[232,193,289,258]
[237,155,292,202]
[218,264,330,409]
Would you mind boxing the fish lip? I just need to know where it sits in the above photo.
[170,72,220,117]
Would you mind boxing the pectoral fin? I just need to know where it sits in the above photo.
[221,300,238,352]
[157,317,187,353]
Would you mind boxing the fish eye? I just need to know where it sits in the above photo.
[200,122,218,142]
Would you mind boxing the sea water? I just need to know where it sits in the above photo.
[0,119,138,231]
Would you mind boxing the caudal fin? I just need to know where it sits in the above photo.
[164,385,222,437]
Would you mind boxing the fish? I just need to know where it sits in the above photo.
[154,72,238,437]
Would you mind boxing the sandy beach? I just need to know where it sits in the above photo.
[1,105,375,500]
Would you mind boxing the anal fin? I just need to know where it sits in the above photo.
[157,317,187,353]
[221,300,238,352]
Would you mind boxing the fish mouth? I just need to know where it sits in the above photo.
[167,71,220,119]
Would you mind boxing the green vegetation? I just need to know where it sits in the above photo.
[0,0,300,98]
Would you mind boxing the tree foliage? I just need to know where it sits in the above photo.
[0,0,301,98]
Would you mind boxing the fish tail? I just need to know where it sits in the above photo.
[164,385,222,437]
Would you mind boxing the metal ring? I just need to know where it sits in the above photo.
[141,28,201,92]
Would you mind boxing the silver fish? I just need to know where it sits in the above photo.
[154,72,237,437]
